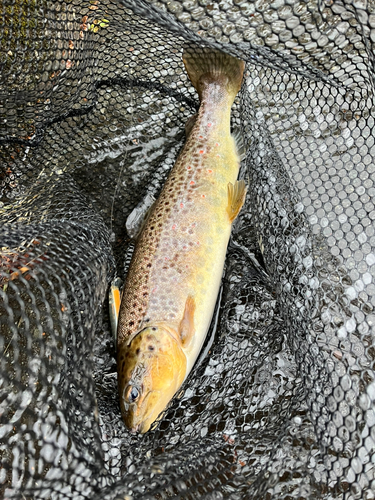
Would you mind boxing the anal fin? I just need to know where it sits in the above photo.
[227,180,247,223]
[179,296,195,347]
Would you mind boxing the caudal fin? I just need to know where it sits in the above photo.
[182,46,245,101]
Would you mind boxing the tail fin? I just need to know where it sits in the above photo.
[182,46,245,101]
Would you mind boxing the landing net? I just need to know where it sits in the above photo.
[1,0,374,498]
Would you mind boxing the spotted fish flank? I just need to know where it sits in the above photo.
[117,47,246,433]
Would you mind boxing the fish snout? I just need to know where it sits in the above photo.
[130,423,141,434]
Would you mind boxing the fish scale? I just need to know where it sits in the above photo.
[116,47,246,433]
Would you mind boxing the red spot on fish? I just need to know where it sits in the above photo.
[201,194,206,198]
[207,169,213,173]
[199,135,203,139]
[197,241,200,245]
[207,123,212,127]
[165,257,168,261]
[215,143,219,147]
[180,203,184,208]
[190,180,195,185]
[199,150,204,154]
[187,166,191,170]
[172,224,176,230]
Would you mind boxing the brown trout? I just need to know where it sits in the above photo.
[117,47,246,433]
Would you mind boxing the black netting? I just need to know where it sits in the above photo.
[1,0,375,498]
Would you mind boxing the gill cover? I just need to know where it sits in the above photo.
[117,325,187,433]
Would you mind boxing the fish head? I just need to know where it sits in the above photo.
[117,325,187,433]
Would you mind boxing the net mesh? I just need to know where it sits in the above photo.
[1,0,375,498]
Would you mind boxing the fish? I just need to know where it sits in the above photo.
[116,47,246,433]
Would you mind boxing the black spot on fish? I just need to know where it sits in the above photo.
[129,321,134,326]
[148,345,155,351]
[136,348,140,355]
[152,327,157,331]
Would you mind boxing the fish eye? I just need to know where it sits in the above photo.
[126,386,140,403]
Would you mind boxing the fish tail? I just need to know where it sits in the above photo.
[182,46,245,101]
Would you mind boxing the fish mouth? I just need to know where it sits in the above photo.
[127,390,162,434]
[125,391,152,434]
[130,423,141,434]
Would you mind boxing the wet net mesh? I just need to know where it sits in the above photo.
[1,0,375,498]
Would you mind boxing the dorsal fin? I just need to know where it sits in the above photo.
[232,128,246,161]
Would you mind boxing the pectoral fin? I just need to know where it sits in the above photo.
[109,278,123,344]
[179,296,195,347]
[227,180,247,223]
